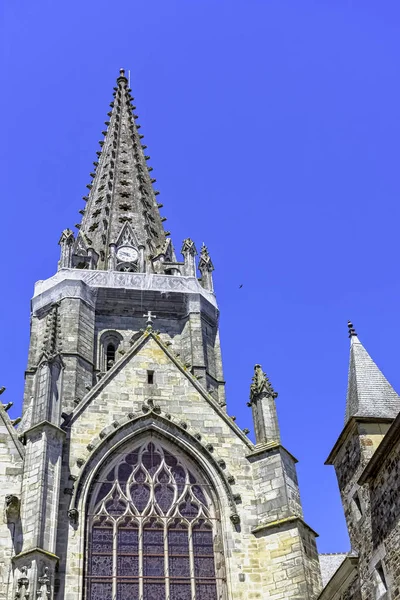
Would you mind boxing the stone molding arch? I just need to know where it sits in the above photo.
[70,412,240,525]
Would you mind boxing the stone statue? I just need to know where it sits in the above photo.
[15,565,29,599]
[37,567,51,598]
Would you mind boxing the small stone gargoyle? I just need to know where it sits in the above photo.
[4,494,20,524]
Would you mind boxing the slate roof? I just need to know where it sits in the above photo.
[318,553,347,587]
[345,333,400,424]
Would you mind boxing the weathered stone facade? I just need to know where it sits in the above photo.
[0,70,322,599]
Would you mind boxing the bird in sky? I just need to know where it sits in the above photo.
[239,284,243,289]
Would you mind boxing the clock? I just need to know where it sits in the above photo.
[116,246,138,262]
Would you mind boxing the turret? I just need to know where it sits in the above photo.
[326,321,400,550]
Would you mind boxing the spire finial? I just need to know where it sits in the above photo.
[117,68,127,82]
[249,364,278,401]
[348,320,358,338]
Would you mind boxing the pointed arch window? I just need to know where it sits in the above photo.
[85,440,223,600]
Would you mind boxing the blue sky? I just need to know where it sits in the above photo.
[2,0,400,553]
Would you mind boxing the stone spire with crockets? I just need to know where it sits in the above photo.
[60,68,172,272]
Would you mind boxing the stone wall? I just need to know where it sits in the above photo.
[54,333,320,600]
[0,410,24,600]
[366,438,400,599]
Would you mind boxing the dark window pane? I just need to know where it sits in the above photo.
[169,556,190,578]
[192,528,213,555]
[118,555,139,577]
[135,467,146,483]
[168,529,189,554]
[172,465,186,498]
[143,526,164,554]
[170,582,192,600]
[144,555,164,577]
[142,443,161,475]
[105,496,126,516]
[118,525,139,553]
[143,580,166,600]
[92,527,113,553]
[130,483,150,512]
[194,556,215,578]
[179,498,199,520]
[90,581,112,600]
[192,484,208,506]
[118,462,133,485]
[195,582,218,600]
[157,468,170,483]
[125,450,139,465]
[90,555,113,576]
[163,450,178,468]
[117,581,139,599]
[155,483,174,514]
[95,482,112,505]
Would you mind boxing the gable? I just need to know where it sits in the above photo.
[68,332,252,470]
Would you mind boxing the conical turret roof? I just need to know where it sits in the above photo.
[73,68,169,269]
[345,322,400,423]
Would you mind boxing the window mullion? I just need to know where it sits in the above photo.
[164,519,169,600]
[189,523,196,600]
[112,520,117,600]
[139,518,144,600]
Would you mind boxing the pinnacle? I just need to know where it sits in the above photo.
[249,364,278,401]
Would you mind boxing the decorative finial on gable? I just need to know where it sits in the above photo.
[250,364,278,402]
[143,310,157,330]
[348,320,358,338]
[120,68,125,77]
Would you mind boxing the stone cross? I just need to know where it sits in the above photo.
[143,310,156,327]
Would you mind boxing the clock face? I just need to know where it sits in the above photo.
[117,246,138,262]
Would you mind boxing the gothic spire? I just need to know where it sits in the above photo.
[345,321,400,423]
[72,68,169,270]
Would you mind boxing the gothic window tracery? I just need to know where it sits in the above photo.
[86,440,222,600]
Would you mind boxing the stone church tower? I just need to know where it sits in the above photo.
[0,69,322,600]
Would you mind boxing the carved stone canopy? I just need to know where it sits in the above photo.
[249,364,278,401]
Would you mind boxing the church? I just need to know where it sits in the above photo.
[1,68,400,600]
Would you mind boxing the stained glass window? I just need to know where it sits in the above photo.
[86,440,222,600]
